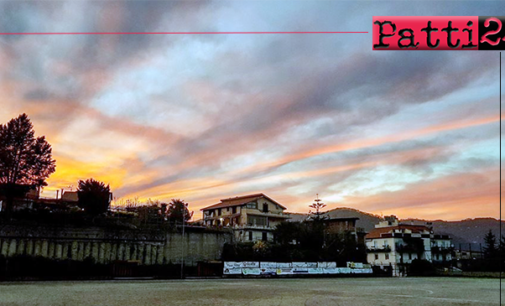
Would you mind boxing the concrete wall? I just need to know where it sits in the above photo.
[0,225,231,266]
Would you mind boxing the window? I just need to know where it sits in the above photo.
[248,215,267,226]
[218,208,222,216]
[385,254,389,260]
[232,206,237,214]
[246,202,257,209]
[262,232,268,241]
[374,254,379,260]
[408,253,412,260]
[249,231,253,241]
[227,207,230,212]
[263,203,268,212]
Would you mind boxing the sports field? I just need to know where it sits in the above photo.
[0,277,502,306]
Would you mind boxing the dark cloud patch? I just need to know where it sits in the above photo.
[23,88,52,101]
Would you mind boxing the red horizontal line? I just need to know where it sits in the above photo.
[0,31,368,35]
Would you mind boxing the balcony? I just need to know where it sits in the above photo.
[367,245,392,253]
[235,224,274,230]
[431,246,454,254]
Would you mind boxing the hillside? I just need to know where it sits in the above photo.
[403,217,504,247]
[287,207,383,232]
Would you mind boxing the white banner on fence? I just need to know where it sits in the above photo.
[223,262,370,275]
[224,262,242,269]
[223,268,242,275]
[317,262,337,268]
[260,268,277,275]
[276,262,292,268]
[292,262,318,268]
[225,261,260,268]
[242,268,261,275]
[323,268,338,274]
[260,262,278,268]
[276,268,294,275]
[352,268,373,274]
[308,268,324,274]
[347,262,363,269]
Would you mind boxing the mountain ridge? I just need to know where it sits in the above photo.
[287,208,503,246]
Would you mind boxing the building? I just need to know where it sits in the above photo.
[323,217,358,235]
[365,216,453,276]
[201,193,290,242]
[61,190,79,204]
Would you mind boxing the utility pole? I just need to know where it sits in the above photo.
[181,208,185,279]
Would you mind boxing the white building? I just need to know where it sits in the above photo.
[365,217,452,276]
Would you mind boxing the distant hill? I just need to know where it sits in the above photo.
[403,217,504,247]
[287,208,504,247]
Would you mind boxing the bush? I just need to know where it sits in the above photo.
[409,259,436,276]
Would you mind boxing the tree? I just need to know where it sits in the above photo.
[274,221,301,246]
[308,194,327,221]
[483,229,497,259]
[167,199,193,224]
[0,114,56,212]
[500,235,505,255]
[77,179,111,215]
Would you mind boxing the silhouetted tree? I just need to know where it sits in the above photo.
[484,229,498,259]
[0,114,56,213]
[308,194,327,221]
[167,199,193,224]
[77,179,111,216]
[500,235,505,255]
[273,221,301,246]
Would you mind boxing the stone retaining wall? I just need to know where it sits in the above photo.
[0,225,231,266]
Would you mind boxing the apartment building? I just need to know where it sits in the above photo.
[201,193,290,242]
[365,216,453,276]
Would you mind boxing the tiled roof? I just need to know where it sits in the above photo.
[201,193,287,210]
[365,225,430,239]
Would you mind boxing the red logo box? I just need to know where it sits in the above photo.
[373,16,505,50]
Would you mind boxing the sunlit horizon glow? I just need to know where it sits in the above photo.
[1,1,503,222]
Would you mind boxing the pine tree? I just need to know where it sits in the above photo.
[483,229,497,259]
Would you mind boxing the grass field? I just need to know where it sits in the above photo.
[0,277,502,306]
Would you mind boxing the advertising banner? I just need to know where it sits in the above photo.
[308,268,324,274]
[317,262,337,268]
[242,268,261,275]
[276,262,292,268]
[223,268,242,275]
[322,268,339,274]
[260,262,278,268]
[224,262,243,269]
[241,261,260,268]
[260,268,277,275]
[292,262,317,268]
[276,268,294,275]
[337,268,352,274]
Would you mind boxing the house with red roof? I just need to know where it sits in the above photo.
[365,216,452,276]
[201,193,290,242]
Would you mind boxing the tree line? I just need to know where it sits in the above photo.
[0,114,192,225]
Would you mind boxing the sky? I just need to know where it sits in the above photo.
[0,0,503,221]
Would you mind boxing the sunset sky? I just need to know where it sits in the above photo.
[0,1,503,221]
